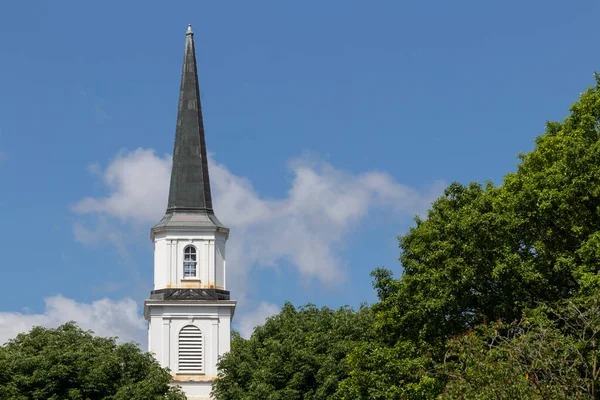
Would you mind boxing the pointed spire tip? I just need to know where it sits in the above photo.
[187,24,193,35]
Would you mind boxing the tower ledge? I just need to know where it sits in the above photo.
[151,212,229,240]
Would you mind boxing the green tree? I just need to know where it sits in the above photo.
[0,322,185,400]
[212,303,373,400]
[339,76,600,398]
[441,292,600,399]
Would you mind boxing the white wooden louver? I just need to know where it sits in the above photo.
[178,325,203,373]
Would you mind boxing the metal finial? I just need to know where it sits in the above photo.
[187,24,193,34]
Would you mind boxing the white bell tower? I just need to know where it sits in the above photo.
[144,24,236,400]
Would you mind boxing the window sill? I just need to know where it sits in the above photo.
[181,278,201,281]
[172,373,212,383]
[176,372,205,376]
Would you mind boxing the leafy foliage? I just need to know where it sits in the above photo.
[337,75,600,398]
[0,322,185,400]
[212,303,372,400]
[441,292,600,399]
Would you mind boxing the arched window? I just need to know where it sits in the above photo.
[183,246,197,278]
[178,325,203,373]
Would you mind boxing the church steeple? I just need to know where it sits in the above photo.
[145,26,235,400]
[166,24,213,214]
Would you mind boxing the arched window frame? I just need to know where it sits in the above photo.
[178,324,203,374]
[183,245,197,278]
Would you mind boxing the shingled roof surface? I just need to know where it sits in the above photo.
[166,25,213,214]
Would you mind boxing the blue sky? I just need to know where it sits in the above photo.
[1,0,599,343]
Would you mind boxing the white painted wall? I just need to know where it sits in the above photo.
[147,221,233,399]
[153,230,228,290]
[147,302,235,400]
[215,238,226,288]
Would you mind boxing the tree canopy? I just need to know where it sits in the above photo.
[213,75,600,399]
[212,303,372,400]
[0,322,185,400]
[440,293,600,399]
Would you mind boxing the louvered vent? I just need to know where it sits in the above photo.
[178,325,203,373]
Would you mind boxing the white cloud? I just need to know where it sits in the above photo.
[237,302,280,339]
[71,148,442,297]
[213,159,443,288]
[0,295,146,346]
[72,149,171,223]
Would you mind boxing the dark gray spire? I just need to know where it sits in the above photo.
[166,24,213,214]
